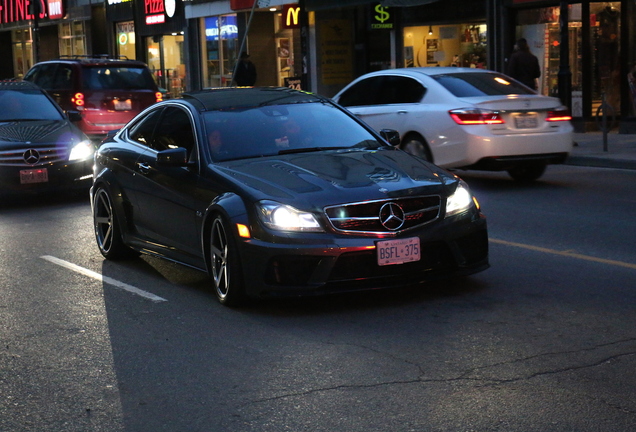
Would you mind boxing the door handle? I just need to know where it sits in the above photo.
[397,110,408,115]
[137,162,151,174]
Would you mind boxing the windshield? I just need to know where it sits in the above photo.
[0,90,64,121]
[82,67,157,91]
[432,72,536,97]
[204,101,384,162]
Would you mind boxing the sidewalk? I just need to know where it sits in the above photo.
[568,132,636,170]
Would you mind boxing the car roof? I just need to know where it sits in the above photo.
[33,55,150,68]
[359,67,497,78]
[182,87,324,111]
[0,80,43,91]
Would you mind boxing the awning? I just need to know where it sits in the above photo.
[305,0,439,11]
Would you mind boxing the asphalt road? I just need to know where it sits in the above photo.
[1,163,635,432]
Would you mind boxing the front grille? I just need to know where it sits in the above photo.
[325,195,441,235]
[0,144,66,167]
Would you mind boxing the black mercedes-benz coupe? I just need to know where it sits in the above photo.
[0,80,94,197]
[91,87,488,306]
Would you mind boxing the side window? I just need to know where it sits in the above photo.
[337,77,383,107]
[377,76,426,104]
[128,108,163,148]
[24,64,58,90]
[153,107,196,155]
[53,65,74,91]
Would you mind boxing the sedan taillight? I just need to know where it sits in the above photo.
[449,109,505,125]
[546,107,572,122]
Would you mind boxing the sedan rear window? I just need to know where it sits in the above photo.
[432,72,535,97]
[82,67,157,91]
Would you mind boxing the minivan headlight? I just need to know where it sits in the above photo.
[69,140,95,161]
[257,200,323,232]
[445,181,475,217]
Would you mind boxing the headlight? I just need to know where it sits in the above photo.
[445,180,474,217]
[69,140,95,161]
[257,200,323,232]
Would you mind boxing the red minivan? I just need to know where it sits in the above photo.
[23,56,163,140]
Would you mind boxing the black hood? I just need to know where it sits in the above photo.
[0,120,85,147]
[216,147,453,207]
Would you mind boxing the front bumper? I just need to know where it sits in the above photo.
[238,211,489,298]
[0,159,93,196]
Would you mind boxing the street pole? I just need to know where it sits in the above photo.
[31,0,41,64]
[558,1,572,111]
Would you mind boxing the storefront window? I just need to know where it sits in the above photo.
[59,21,87,57]
[116,21,136,60]
[146,34,186,98]
[202,15,239,87]
[403,24,487,69]
[11,29,33,78]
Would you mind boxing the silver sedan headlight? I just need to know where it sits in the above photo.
[445,180,476,217]
[257,200,324,232]
[69,140,95,162]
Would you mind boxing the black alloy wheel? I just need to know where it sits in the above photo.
[209,215,245,306]
[93,187,135,259]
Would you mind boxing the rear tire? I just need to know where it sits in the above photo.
[209,214,246,307]
[507,163,547,182]
[401,135,433,162]
[93,187,136,260]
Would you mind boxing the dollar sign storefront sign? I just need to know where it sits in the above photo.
[371,5,393,30]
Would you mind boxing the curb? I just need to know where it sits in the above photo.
[565,155,636,170]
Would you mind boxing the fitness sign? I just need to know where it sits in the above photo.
[0,0,64,24]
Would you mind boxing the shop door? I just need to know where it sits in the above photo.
[591,2,621,116]
[146,34,186,98]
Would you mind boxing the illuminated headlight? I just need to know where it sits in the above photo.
[445,181,474,217]
[257,200,323,232]
[69,140,95,161]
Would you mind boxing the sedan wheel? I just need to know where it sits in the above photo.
[93,187,135,259]
[507,163,547,182]
[209,215,245,306]
[401,136,432,162]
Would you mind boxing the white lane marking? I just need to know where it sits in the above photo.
[41,255,168,303]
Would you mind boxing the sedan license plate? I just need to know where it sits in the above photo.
[114,99,132,110]
[20,168,48,184]
[514,114,538,129]
[376,237,420,266]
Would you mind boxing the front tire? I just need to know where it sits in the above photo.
[507,163,547,182]
[209,215,246,306]
[93,187,136,260]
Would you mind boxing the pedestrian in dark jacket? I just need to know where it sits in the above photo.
[507,38,541,91]
[234,52,257,86]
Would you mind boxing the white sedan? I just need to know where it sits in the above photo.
[333,67,574,181]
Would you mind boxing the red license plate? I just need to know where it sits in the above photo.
[20,168,49,184]
[376,237,420,266]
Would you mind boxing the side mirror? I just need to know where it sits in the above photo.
[67,110,82,122]
[380,129,401,147]
[156,147,189,166]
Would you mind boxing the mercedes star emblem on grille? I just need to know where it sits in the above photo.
[379,202,405,231]
[23,149,40,165]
